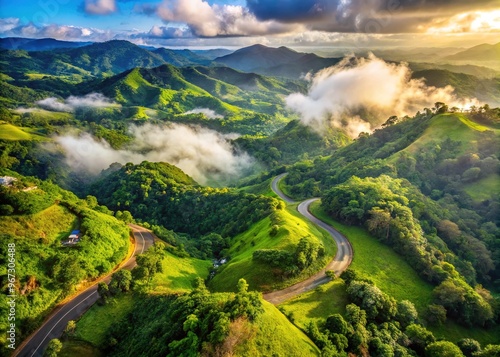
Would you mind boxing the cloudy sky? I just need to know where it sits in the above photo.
[0,0,499,48]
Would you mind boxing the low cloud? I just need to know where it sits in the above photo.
[286,54,480,138]
[36,93,120,112]
[0,19,113,41]
[54,123,252,184]
[183,108,223,119]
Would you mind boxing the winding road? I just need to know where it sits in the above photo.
[263,174,353,304]
[12,224,155,357]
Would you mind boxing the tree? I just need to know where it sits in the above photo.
[97,281,110,304]
[133,242,165,283]
[109,270,132,294]
[325,314,349,335]
[396,300,418,328]
[457,338,481,357]
[64,320,76,337]
[44,338,62,357]
[426,341,464,357]
[424,304,447,326]
[406,324,435,355]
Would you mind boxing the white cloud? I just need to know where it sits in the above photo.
[55,123,253,184]
[0,18,20,32]
[0,20,114,42]
[85,0,117,15]
[286,55,481,138]
[36,93,120,112]
[154,0,300,37]
[183,108,223,119]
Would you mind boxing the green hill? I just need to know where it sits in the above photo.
[236,120,351,167]
[0,171,130,353]
[91,161,280,239]
[412,69,500,105]
[209,206,336,292]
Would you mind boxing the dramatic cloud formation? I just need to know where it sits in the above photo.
[36,93,120,112]
[55,124,252,184]
[183,108,223,119]
[84,0,117,15]
[286,55,480,138]
[427,10,500,34]
[247,0,500,34]
[137,0,300,37]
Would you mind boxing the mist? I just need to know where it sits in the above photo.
[286,54,481,138]
[183,108,223,119]
[36,93,120,112]
[54,123,253,184]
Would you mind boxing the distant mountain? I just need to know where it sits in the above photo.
[413,69,500,106]
[215,44,304,72]
[192,48,234,60]
[60,40,167,76]
[153,48,211,66]
[409,62,499,79]
[214,44,340,78]
[0,37,92,51]
[444,42,500,61]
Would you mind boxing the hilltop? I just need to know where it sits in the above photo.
[445,42,500,62]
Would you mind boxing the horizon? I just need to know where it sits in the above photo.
[0,0,499,49]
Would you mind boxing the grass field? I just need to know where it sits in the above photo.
[74,294,135,347]
[0,123,38,140]
[308,201,434,313]
[59,340,104,357]
[397,113,499,157]
[308,201,500,345]
[238,178,279,199]
[149,251,212,293]
[279,280,348,330]
[463,173,500,202]
[209,206,336,292]
[235,301,320,356]
[0,204,78,243]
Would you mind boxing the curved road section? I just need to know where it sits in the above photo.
[264,175,353,305]
[13,225,155,357]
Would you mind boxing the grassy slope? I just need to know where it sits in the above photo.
[209,206,336,292]
[394,113,497,157]
[463,173,500,202]
[389,112,500,202]
[0,123,46,141]
[308,201,500,345]
[59,340,104,357]
[0,205,78,347]
[235,301,320,357]
[74,294,135,347]
[309,201,434,312]
[74,250,211,347]
[150,251,212,293]
[279,280,348,330]
[0,204,78,243]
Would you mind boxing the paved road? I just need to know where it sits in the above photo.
[271,173,296,204]
[12,225,155,357]
[263,176,353,305]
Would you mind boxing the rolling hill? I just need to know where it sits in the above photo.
[412,69,500,106]
[445,42,500,61]
[215,44,341,79]
[0,37,92,51]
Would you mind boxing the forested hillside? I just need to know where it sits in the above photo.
[1,37,499,357]
[0,171,130,355]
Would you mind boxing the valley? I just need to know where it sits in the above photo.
[0,13,499,356]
